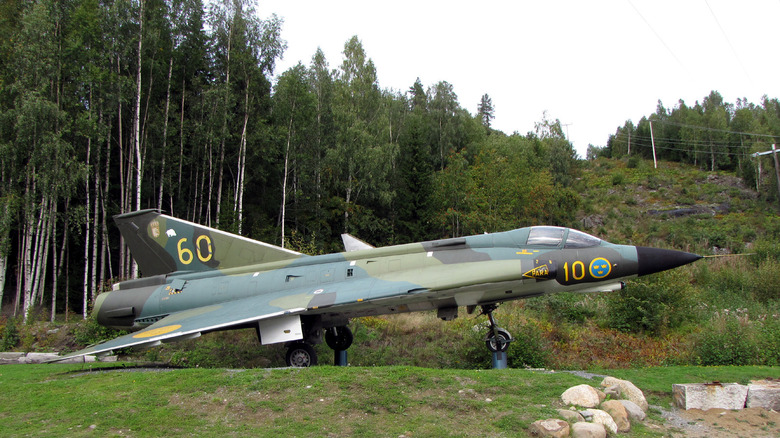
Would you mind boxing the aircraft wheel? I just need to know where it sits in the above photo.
[485,328,512,353]
[285,343,318,367]
[325,325,353,351]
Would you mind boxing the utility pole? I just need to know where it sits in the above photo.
[752,144,780,208]
[649,121,657,169]
[627,131,631,156]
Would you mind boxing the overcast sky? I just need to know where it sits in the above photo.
[259,0,780,158]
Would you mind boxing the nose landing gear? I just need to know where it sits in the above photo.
[480,304,513,368]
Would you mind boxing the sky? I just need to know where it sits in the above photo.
[258,0,780,158]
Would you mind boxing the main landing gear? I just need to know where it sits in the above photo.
[480,304,513,368]
[283,324,353,368]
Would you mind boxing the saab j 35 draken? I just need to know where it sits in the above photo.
[53,210,701,366]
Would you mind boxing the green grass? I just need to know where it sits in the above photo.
[1,364,776,437]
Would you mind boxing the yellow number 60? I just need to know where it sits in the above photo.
[177,238,194,265]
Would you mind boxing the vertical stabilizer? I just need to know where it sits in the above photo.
[115,210,303,276]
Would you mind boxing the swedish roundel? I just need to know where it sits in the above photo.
[589,258,611,278]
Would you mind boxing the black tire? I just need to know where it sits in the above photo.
[285,343,318,367]
[324,326,353,351]
[485,328,512,353]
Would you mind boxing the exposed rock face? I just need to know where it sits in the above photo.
[528,419,569,438]
[601,376,648,411]
[600,400,630,433]
[571,422,606,438]
[673,383,748,410]
[561,384,601,408]
[582,409,617,434]
[619,400,646,422]
[556,408,585,423]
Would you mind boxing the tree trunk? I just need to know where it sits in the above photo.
[82,137,91,319]
[235,83,249,233]
[158,56,173,211]
[132,0,144,278]
[281,100,296,247]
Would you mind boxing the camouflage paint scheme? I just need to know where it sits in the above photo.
[53,209,700,362]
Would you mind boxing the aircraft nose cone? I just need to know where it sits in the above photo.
[636,247,702,277]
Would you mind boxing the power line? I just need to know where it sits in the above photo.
[626,0,686,69]
[704,0,753,86]
[646,119,777,139]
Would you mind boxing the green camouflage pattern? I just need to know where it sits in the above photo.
[52,209,700,362]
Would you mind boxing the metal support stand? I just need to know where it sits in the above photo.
[334,350,348,366]
[492,351,508,369]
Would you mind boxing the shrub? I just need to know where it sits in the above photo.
[605,271,697,335]
[611,172,625,186]
[749,259,780,302]
[72,317,125,347]
[0,317,20,351]
[528,292,596,324]
[694,312,760,365]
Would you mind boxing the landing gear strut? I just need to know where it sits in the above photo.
[480,304,513,368]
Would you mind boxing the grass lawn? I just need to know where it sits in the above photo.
[1,363,776,437]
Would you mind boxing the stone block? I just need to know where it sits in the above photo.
[746,380,780,410]
[672,383,748,410]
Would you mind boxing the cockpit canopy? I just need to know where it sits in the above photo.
[526,226,602,248]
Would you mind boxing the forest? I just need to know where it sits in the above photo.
[1,0,779,328]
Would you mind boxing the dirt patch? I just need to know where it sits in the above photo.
[661,406,780,437]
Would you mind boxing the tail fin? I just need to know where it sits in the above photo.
[114,209,303,276]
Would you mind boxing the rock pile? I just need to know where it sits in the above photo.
[529,376,648,437]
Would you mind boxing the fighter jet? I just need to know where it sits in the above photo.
[52,209,701,366]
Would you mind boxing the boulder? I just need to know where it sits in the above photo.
[528,419,569,438]
[618,400,646,422]
[595,388,606,403]
[601,376,648,411]
[672,383,748,410]
[747,380,780,410]
[583,409,617,434]
[571,422,607,438]
[561,384,601,408]
[600,400,630,433]
[556,408,585,423]
[603,384,621,398]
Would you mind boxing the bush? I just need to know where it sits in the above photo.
[528,292,596,324]
[0,317,20,350]
[605,271,697,335]
[72,317,125,347]
[694,312,760,365]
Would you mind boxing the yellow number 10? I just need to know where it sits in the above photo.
[563,261,586,282]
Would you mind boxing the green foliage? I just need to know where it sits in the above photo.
[527,292,596,324]
[72,316,125,347]
[606,270,697,335]
[0,317,20,350]
[694,313,760,366]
